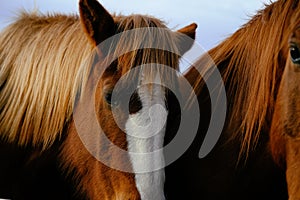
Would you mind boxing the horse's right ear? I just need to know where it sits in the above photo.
[176,23,197,56]
[79,0,115,47]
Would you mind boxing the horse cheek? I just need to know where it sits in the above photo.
[285,138,300,200]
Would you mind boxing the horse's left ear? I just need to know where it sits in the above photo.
[176,23,197,55]
[79,0,115,47]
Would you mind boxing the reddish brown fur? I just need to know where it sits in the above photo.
[185,0,300,160]
[59,59,140,199]
[60,122,140,200]
[164,1,300,199]
[270,25,300,199]
[57,0,197,199]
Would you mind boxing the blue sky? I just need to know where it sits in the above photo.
[0,0,270,69]
[0,0,269,49]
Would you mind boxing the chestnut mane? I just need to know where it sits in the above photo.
[188,0,300,158]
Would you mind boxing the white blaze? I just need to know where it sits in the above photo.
[125,74,167,200]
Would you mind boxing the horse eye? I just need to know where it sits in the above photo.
[104,91,119,107]
[290,44,300,64]
[105,92,112,105]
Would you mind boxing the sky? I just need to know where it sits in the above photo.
[0,0,270,69]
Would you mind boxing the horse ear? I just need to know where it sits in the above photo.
[79,0,115,47]
[176,23,197,55]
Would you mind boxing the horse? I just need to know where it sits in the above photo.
[270,16,300,200]
[0,0,197,199]
[164,0,300,199]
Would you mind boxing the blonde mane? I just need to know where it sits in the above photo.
[0,11,181,149]
[188,0,300,158]
[0,12,95,148]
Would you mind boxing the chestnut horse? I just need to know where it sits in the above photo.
[165,0,300,199]
[0,0,196,199]
[270,16,300,200]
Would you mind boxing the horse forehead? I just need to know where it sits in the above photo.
[292,27,300,38]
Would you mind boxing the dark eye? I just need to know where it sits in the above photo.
[104,91,118,106]
[290,44,300,64]
[105,92,112,104]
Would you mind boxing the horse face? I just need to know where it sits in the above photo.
[271,26,300,199]
[74,0,197,199]
[94,49,179,200]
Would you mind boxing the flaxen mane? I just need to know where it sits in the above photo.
[0,12,94,148]
[0,11,181,149]
[189,0,300,159]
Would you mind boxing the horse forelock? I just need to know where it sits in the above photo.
[189,0,300,160]
[107,15,180,89]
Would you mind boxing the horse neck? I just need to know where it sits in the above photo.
[185,2,292,158]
